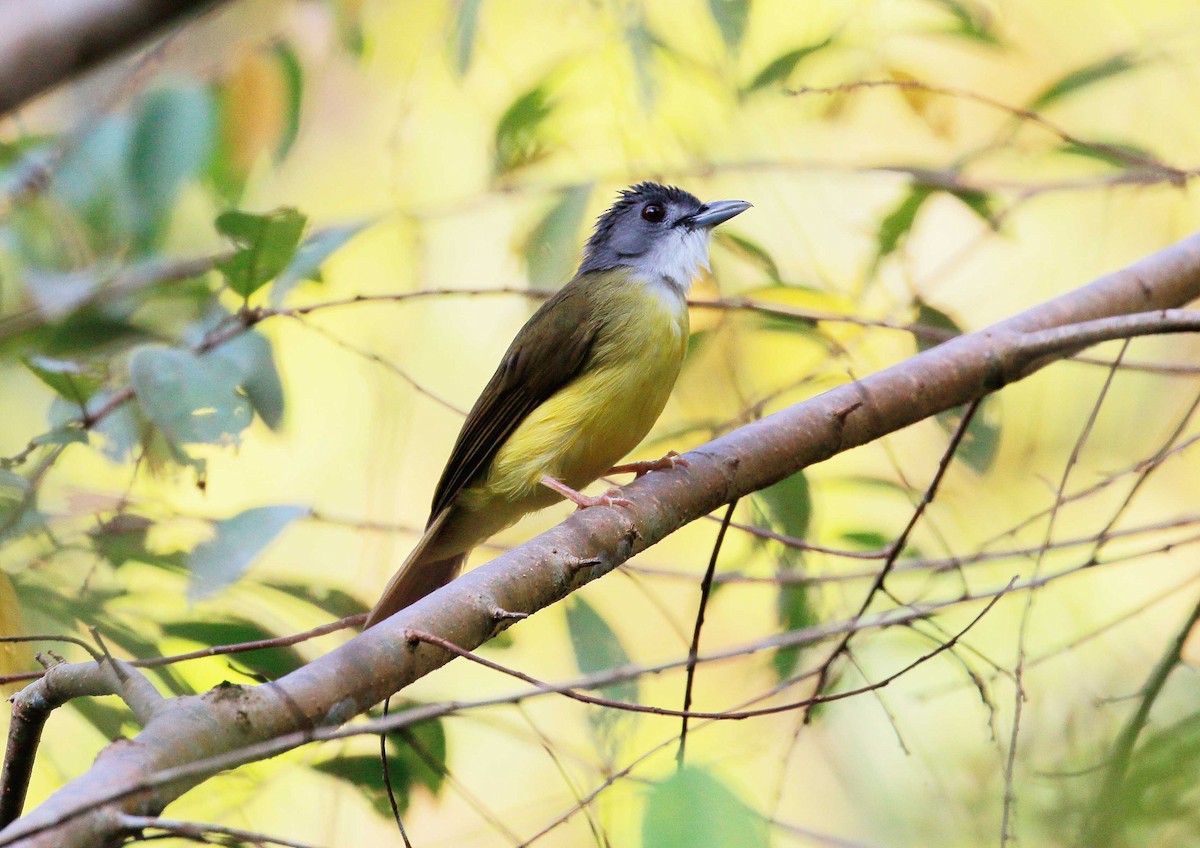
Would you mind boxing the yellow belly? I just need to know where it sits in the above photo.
[449,278,689,548]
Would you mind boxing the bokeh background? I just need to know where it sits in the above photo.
[3,0,1200,845]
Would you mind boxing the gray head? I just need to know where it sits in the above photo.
[578,182,752,289]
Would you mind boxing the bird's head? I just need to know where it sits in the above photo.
[579,182,752,290]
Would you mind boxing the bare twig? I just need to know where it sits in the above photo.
[117,812,323,848]
[677,498,737,769]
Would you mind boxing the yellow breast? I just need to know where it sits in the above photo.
[460,274,689,525]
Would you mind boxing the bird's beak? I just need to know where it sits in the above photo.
[686,199,753,229]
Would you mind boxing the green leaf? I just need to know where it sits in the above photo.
[71,699,138,740]
[626,22,661,108]
[1028,52,1140,111]
[1057,139,1158,170]
[947,187,999,229]
[914,299,963,353]
[31,424,88,446]
[926,0,1001,45]
[937,398,1001,474]
[187,505,307,601]
[713,231,780,282]
[452,0,483,76]
[566,597,637,753]
[708,0,750,51]
[0,469,29,503]
[742,36,834,94]
[494,85,554,175]
[753,471,815,679]
[772,583,815,680]
[89,513,184,570]
[128,84,215,244]
[642,766,768,848]
[754,470,811,541]
[266,581,370,620]
[162,619,305,680]
[525,184,590,291]
[272,218,373,304]
[129,346,253,446]
[215,207,308,298]
[877,185,934,260]
[314,715,446,816]
[272,43,304,160]
[23,355,106,406]
[205,331,285,430]
[22,268,99,321]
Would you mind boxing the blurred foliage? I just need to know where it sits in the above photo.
[0,0,1197,845]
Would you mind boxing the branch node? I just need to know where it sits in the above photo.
[489,607,528,624]
[564,556,603,574]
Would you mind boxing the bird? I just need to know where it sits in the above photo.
[365,182,751,627]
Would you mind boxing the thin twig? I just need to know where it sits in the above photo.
[677,499,737,769]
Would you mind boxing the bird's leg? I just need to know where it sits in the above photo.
[540,476,631,510]
[608,450,689,478]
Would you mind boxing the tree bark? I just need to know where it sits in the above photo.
[2,233,1200,846]
[0,0,222,117]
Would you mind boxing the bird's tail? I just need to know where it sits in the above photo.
[365,511,467,628]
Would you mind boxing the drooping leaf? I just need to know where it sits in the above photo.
[946,187,1000,229]
[22,355,106,406]
[129,346,253,446]
[1028,52,1140,111]
[624,20,662,107]
[272,218,374,304]
[754,471,815,678]
[914,299,963,353]
[925,0,1001,45]
[50,115,138,246]
[566,597,638,753]
[741,36,834,94]
[313,713,446,816]
[89,513,184,570]
[128,84,215,245]
[451,0,483,76]
[22,268,100,321]
[0,470,28,503]
[214,207,308,298]
[272,43,304,160]
[161,619,306,680]
[1057,139,1159,170]
[772,583,816,680]
[494,85,554,175]
[266,581,370,620]
[205,331,285,430]
[713,231,780,282]
[525,184,590,291]
[877,185,934,260]
[754,471,811,543]
[708,0,750,52]
[937,398,1001,474]
[72,699,138,740]
[187,505,307,601]
[31,425,88,447]
[642,766,768,848]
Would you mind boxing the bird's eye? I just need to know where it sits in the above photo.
[641,202,666,223]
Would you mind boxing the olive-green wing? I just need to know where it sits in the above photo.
[428,277,599,520]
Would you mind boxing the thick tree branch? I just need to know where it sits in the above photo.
[3,233,1200,847]
[0,0,225,118]
[0,658,163,829]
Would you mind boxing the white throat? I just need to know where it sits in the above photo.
[628,227,711,292]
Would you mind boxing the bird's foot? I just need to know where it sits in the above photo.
[608,450,689,478]
[540,476,632,510]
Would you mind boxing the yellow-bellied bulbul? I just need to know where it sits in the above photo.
[366,183,751,626]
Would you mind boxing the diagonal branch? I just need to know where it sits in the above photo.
[3,232,1200,847]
